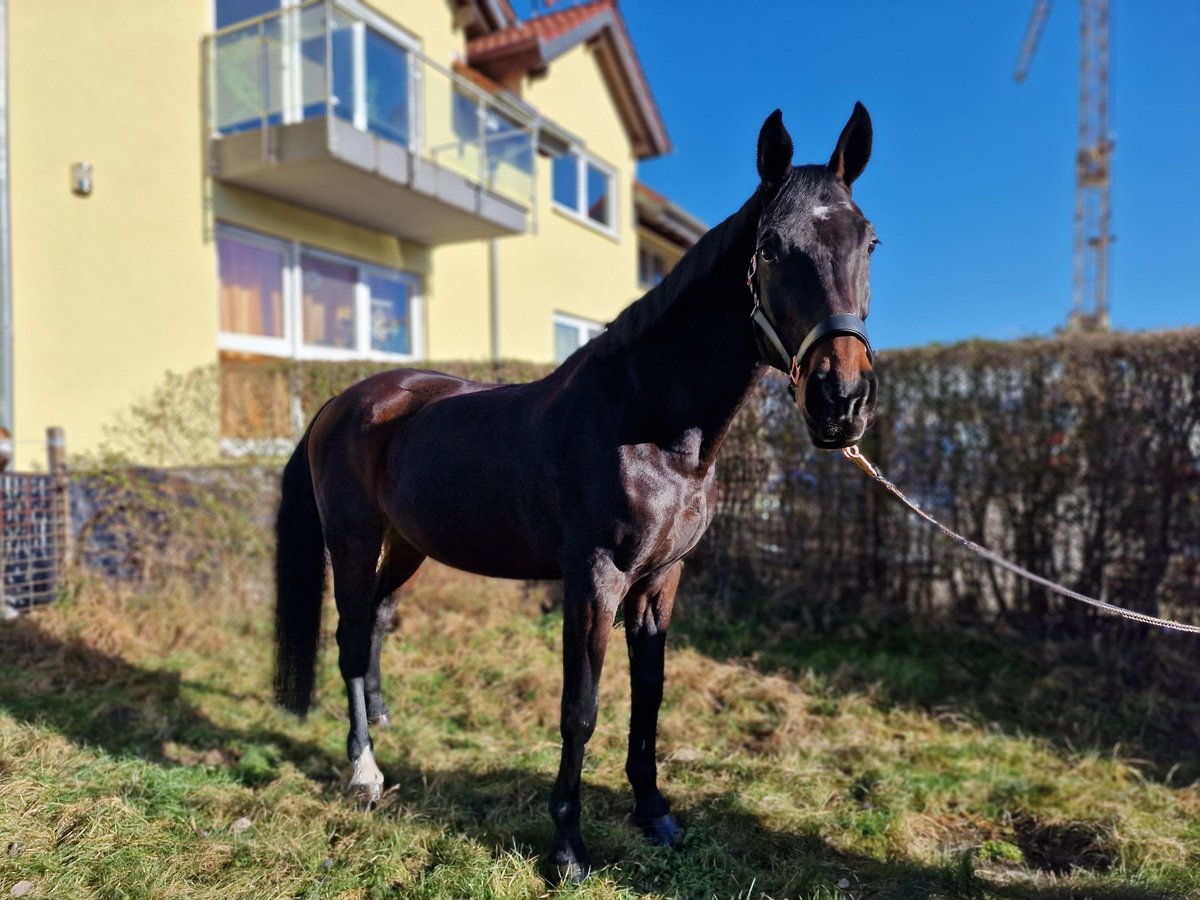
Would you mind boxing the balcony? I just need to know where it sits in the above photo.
[204,1,537,244]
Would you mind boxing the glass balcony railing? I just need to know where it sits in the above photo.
[206,0,535,208]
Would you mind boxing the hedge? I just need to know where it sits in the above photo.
[219,327,1200,640]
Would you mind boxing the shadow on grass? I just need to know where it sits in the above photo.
[672,586,1200,787]
[0,616,1179,900]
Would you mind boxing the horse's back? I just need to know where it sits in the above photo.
[306,368,493,522]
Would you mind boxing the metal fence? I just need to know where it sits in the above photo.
[1,471,69,613]
[2,428,71,616]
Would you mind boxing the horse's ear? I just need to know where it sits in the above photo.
[828,101,872,188]
[757,109,793,195]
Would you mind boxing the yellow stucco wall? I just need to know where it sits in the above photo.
[9,3,218,467]
[428,40,642,361]
[499,42,640,361]
[6,1,653,462]
[213,186,430,275]
[6,2,449,464]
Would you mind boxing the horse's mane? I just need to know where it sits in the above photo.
[582,189,764,359]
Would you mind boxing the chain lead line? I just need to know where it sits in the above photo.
[841,446,1200,635]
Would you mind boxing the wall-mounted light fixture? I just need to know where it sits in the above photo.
[71,162,93,196]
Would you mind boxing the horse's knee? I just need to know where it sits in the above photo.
[560,708,597,744]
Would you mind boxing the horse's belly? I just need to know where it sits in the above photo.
[414,527,562,580]
[384,459,562,580]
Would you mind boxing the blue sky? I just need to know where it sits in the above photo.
[521,1,1200,350]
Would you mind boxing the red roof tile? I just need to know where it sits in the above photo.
[468,1,613,60]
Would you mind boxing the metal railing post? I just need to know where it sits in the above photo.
[258,18,269,162]
[45,426,71,579]
[324,0,334,150]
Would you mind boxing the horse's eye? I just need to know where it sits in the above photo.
[868,238,880,255]
[758,233,779,262]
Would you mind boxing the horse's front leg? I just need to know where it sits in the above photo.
[548,561,626,883]
[624,562,683,846]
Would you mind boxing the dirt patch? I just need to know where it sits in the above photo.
[1011,814,1118,874]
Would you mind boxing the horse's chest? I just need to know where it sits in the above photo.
[615,452,715,572]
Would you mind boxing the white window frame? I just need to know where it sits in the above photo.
[216,224,424,362]
[552,148,618,237]
[215,227,294,357]
[554,312,605,363]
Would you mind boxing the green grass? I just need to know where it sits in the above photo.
[1,564,1198,899]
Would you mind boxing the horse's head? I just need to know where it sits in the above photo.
[750,104,878,449]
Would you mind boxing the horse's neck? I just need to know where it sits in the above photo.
[619,270,765,468]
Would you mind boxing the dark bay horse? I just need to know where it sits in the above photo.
[275,104,879,881]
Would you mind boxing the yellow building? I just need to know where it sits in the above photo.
[1,0,701,466]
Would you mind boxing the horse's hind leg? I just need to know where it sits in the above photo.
[623,562,683,846]
[365,535,425,727]
[327,527,394,809]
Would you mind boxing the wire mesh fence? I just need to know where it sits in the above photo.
[689,329,1200,641]
[1,471,70,613]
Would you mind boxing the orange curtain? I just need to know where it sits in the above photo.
[218,237,283,338]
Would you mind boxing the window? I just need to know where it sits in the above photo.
[301,255,356,349]
[554,313,605,364]
[215,0,279,30]
[368,273,414,355]
[552,150,616,232]
[217,225,422,360]
[638,245,669,288]
[218,235,285,339]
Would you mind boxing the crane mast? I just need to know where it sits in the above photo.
[1015,0,1113,332]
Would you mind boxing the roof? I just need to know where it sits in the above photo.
[457,0,518,38]
[466,0,670,160]
[634,182,706,248]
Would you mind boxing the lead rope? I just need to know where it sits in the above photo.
[841,445,1200,635]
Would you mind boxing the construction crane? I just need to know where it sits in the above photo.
[1015,0,1113,332]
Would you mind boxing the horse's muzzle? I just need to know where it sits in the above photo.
[801,367,877,449]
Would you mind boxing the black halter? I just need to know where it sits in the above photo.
[746,254,875,386]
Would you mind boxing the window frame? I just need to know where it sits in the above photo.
[638,244,670,289]
[553,311,605,363]
[551,148,618,236]
[215,227,293,357]
[216,224,424,362]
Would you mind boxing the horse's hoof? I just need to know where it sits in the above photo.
[350,781,382,812]
[549,837,590,884]
[552,858,589,885]
[368,712,390,728]
[349,747,385,811]
[638,813,684,847]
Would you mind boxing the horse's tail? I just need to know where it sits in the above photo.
[273,414,328,717]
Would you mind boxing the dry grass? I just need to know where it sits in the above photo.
[1,561,1198,898]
